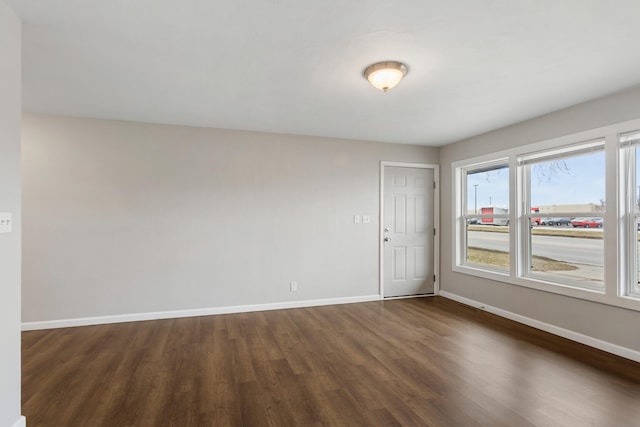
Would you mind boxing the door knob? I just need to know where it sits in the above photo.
[384,237,391,242]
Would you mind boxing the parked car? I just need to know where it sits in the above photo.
[540,218,556,226]
[552,217,572,226]
[467,218,479,225]
[571,217,603,228]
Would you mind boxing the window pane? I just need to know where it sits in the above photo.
[466,165,509,215]
[621,133,640,297]
[465,220,509,272]
[627,139,640,297]
[635,145,640,295]
[464,164,510,272]
[636,221,640,295]
[528,228,604,288]
[635,145,640,212]
[530,150,605,211]
[526,148,605,289]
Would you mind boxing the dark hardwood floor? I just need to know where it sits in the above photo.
[22,297,640,426]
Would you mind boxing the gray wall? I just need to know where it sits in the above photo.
[0,1,21,425]
[439,86,640,352]
[22,114,437,322]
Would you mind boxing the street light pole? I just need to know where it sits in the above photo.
[473,184,479,214]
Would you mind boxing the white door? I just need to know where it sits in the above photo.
[383,166,435,298]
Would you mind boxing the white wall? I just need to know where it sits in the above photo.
[21,114,437,323]
[440,86,640,353]
[0,1,22,426]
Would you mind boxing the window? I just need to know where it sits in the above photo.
[519,140,605,290]
[460,161,510,273]
[620,130,640,298]
[453,117,640,312]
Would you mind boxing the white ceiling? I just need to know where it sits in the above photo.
[8,0,640,146]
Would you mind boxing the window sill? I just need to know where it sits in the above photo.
[452,264,640,313]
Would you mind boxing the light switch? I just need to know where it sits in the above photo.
[353,215,361,224]
[362,215,371,224]
[0,212,12,233]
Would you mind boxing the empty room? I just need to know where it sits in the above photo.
[2,1,640,426]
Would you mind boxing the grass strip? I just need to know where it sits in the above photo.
[467,247,578,272]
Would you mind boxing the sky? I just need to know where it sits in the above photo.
[466,151,606,211]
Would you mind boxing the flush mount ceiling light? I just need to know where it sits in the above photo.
[363,61,408,92]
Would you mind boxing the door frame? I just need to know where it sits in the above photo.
[379,161,440,299]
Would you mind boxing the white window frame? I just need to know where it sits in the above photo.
[452,117,640,312]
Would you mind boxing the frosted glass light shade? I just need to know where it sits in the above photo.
[363,61,408,92]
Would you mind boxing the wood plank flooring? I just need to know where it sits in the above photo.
[22,297,640,426]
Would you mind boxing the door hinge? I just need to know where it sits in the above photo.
[433,228,436,236]
[433,181,436,189]
[433,274,436,282]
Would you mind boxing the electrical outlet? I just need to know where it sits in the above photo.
[290,281,298,292]
[362,215,371,223]
[353,215,361,224]
[0,213,12,234]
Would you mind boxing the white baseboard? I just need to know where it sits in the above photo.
[439,291,640,364]
[11,416,26,427]
[21,295,381,331]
